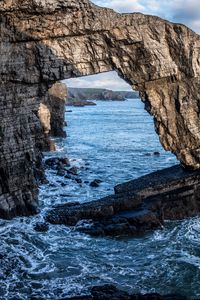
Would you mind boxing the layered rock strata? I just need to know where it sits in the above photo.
[38,82,67,150]
[1,0,200,218]
[46,165,200,236]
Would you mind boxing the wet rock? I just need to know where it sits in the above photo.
[34,222,49,232]
[45,157,59,168]
[52,202,80,209]
[57,168,65,177]
[59,157,70,166]
[75,178,82,184]
[45,157,70,177]
[145,153,152,156]
[46,165,200,236]
[90,179,102,187]
[48,183,56,187]
[45,157,70,169]
[78,212,162,237]
[153,151,160,156]
[64,174,73,180]
[64,284,188,300]
[68,167,79,176]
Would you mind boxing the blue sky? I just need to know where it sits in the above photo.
[65,0,200,91]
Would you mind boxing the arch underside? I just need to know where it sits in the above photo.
[0,0,200,218]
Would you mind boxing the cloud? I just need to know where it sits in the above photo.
[93,0,145,12]
[64,71,132,91]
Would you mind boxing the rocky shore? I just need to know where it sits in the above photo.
[46,164,200,236]
[65,285,187,300]
[67,88,138,106]
[66,88,138,107]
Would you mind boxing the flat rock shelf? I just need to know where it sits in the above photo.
[46,164,200,236]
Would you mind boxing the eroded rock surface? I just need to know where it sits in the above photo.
[1,0,200,218]
[38,81,67,150]
[46,165,200,236]
[65,284,187,300]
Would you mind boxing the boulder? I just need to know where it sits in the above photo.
[63,284,187,300]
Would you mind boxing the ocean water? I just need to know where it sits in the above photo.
[1,99,200,299]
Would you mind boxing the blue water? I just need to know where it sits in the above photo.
[1,99,200,299]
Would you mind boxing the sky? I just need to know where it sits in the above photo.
[65,0,200,91]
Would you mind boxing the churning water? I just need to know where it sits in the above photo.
[1,99,200,299]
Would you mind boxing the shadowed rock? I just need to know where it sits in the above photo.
[63,284,187,300]
[1,0,200,218]
[46,165,200,236]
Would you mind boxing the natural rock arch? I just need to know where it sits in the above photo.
[0,0,200,218]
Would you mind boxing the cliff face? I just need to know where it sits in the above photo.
[0,0,200,218]
[67,88,138,103]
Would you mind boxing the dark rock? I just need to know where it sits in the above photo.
[34,222,49,232]
[59,157,70,166]
[145,153,152,156]
[45,157,59,168]
[75,178,82,184]
[153,151,160,156]
[90,179,102,187]
[48,183,56,187]
[68,167,79,176]
[64,174,73,180]
[46,165,200,236]
[62,284,187,300]
[66,99,97,106]
[45,157,70,169]
[57,168,65,177]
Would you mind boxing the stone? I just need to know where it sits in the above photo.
[46,165,200,236]
[68,167,79,176]
[34,222,49,232]
[153,151,160,156]
[90,179,102,187]
[75,178,82,184]
[57,169,65,177]
[1,0,200,218]
[63,284,187,300]
[45,157,70,169]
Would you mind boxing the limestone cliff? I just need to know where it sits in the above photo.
[67,88,138,103]
[38,81,67,151]
[0,0,200,218]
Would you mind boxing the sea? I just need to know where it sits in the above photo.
[0,99,200,299]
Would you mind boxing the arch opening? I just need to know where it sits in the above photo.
[40,71,177,207]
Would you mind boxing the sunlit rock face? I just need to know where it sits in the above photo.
[0,0,200,218]
[38,82,67,151]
